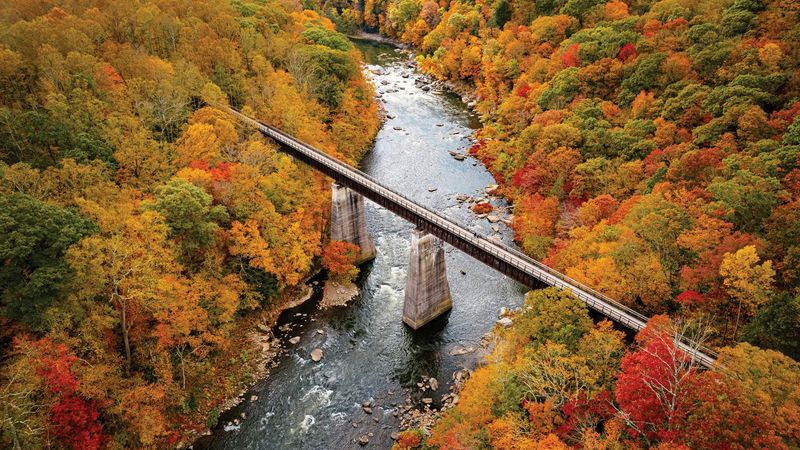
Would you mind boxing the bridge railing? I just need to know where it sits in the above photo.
[230,108,718,368]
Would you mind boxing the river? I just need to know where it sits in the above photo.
[194,39,526,450]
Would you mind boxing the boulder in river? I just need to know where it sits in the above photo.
[496,317,513,328]
[357,435,369,446]
[449,345,475,356]
[310,348,323,362]
[288,336,301,344]
[321,279,359,307]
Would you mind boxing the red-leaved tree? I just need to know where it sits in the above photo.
[614,316,704,444]
[322,240,360,282]
[27,339,108,450]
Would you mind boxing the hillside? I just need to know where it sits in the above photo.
[315,0,800,448]
[0,1,379,448]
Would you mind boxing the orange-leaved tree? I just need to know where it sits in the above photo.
[321,240,360,283]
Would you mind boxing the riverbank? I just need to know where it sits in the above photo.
[181,279,319,446]
[194,37,525,450]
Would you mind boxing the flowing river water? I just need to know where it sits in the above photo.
[195,40,527,450]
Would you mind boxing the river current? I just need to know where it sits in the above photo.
[195,40,526,450]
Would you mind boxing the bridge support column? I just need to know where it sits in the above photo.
[403,230,452,330]
[331,183,376,265]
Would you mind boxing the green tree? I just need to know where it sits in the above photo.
[387,0,422,34]
[514,287,593,350]
[538,68,581,110]
[490,0,512,28]
[742,293,800,360]
[0,193,96,329]
[301,26,352,51]
[785,116,800,145]
[708,170,781,232]
[146,179,228,261]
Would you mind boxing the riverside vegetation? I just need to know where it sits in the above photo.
[314,0,800,448]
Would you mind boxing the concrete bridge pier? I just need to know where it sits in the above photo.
[403,230,452,329]
[330,183,376,265]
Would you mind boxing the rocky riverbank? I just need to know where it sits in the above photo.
[321,279,360,307]
[183,281,320,447]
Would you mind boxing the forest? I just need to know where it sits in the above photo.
[0,0,379,448]
[313,0,800,448]
[2,0,800,448]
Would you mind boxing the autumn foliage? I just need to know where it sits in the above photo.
[24,339,108,450]
[0,0,379,447]
[424,293,800,448]
[327,0,800,356]
[322,240,361,282]
[320,0,800,447]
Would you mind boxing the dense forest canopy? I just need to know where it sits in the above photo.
[315,0,800,448]
[2,0,800,447]
[0,0,379,448]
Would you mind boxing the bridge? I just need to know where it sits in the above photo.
[229,108,717,369]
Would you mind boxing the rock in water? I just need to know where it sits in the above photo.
[496,317,513,328]
[429,377,439,390]
[288,336,300,344]
[310,348,323,362]
[358,435,370,446]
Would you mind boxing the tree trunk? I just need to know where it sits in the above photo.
[4,402,21,450]
[177,347,186,390]
[121,301,131,376]
[732,298,743,341]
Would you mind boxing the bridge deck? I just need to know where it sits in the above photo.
[229,108,717,369]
